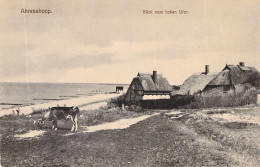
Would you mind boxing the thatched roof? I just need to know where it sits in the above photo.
[244,71,260,88]
[207,64,260,88]
[172,72,217,95]
[136,73,172,92]
[207,70,231,86]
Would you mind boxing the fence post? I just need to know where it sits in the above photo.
[122,103,125,111]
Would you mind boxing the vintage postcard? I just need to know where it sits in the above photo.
[0,0,259,166]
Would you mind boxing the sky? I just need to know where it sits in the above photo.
[0,0,259,85]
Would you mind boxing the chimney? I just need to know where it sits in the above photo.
[239,62,245,67]
[205,65,209,75]
[153,71,157,83]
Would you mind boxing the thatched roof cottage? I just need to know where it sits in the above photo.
[125,71,172,101]
[172,65,217,96]
[204,62,260,92]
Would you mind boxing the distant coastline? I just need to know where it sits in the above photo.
[0,81,129,85]
[0,82,128,110]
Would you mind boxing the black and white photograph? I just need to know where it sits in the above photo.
[0,0,260,166]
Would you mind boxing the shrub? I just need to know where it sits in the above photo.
[108,94,125,107]
[182,84,257,109]
[107,94,144,112]
[31,108,48,115]
[125,105,144,112]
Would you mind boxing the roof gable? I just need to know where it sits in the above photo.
[223,64,235,70]
[207,64,260,88]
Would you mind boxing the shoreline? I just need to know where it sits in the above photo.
[0,93,123,117]
[0,92,106,111]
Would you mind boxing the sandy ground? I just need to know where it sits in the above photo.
[83,113,159,133]
[166,107,260,125]
[14,130,46,138]
[164,111,183,115]
[198,107,260,125]
[210,112,260,125]
[0,93,122,117]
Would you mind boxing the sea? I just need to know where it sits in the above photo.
[0,82,128,110]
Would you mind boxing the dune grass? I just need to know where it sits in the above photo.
[180,108,260,166]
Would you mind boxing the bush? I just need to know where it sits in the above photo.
[107,94,144,112]
[182,84,257,109]
[108,94,125,107]
[31,108,47,115]
[125,105,144,112]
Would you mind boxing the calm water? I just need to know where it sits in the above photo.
[0,82,128,110]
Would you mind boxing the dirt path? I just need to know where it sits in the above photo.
[83,113,159,133]
[14,113,159,137]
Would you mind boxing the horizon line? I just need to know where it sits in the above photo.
[0,81,129,85]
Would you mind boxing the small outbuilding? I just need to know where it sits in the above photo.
[204,62,260,92]
[116,86,124,92]
[125,71,172,101]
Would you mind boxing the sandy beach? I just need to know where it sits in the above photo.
[0,93,123,117]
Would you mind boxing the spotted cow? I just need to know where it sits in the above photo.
[35,106,79,132]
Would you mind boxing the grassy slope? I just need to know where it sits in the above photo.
[1,108,259,167]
